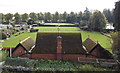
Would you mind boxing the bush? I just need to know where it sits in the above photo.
[111,31,120,61]
[4,57,37,69]
[4,57,115,71]
[16,29,20,32]
[0,50,7,62]
[30,29,38,32]
[0,33,7,39]
[2,50,7,61]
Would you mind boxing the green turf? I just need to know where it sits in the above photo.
[81,31,113,53]
[34,27,80,33]
[2,26,113,53]
[45,23,74,25]
[2,32,37,48]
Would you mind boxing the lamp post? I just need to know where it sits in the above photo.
[2,14,3,24]
[58,20,60,36]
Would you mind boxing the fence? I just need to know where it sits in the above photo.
[78,57,120,68]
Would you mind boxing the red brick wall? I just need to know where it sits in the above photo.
[31,54,96,61]
[31,54,57,59]
[21,54,31,58]
[12,46,26,57]
[62,54,86,61]
[91,49,100,57]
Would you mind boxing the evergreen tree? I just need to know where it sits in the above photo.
[103,9,113,23]
[83,7,91,21]
[114,1,120,31]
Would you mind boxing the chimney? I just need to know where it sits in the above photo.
[57,36,62,60]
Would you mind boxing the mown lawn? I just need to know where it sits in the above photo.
[2,32,37,48]
[81,31,112,53]
[2,25,113,53]
[34,27,80,33]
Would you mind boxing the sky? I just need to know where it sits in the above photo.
[0,0,119,14]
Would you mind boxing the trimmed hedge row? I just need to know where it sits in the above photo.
[39,25,79,27]
[30,29,39,32]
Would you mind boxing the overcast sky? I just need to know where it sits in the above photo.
[0,0,119,14]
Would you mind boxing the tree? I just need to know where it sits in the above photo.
[111,32,120,57]
[103,9,113,23]
[113,0,120,63]
[4,13,13,24]
[77,11,83,23]
[27,19,34,25]
[37,12,44,20]
[83,7,91,21]
[59,13,64,22]
[21,13,28,22]
[62,11,68,22]
[29,12,37,21]
[14,13,21,24]
[80,8,91,27]
[66,12,77,23]
[44,12,52,22]
[53,11,60,23]
[89,10,108,31]
[0,13,4,24]
[114,1,120,31]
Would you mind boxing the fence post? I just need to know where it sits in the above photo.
[116,60,120,71]
[9,48,12,57]
[78,57,79,62]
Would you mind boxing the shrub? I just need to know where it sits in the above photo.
[1,33,7,39]
[0,50,7,62]
[2,50,8,61]
[16,29,20,32]
[30,29,38,32]
[4,57,37,69]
